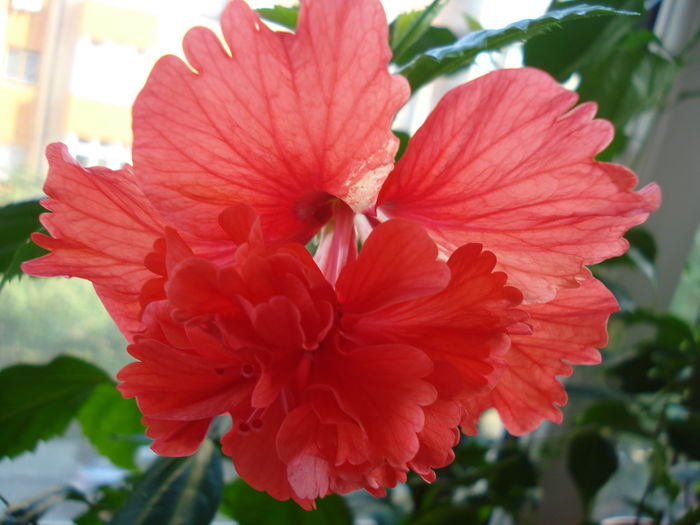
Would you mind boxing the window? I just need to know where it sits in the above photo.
[4,48,40,83]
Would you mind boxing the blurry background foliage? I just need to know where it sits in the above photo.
[0,0,699,524]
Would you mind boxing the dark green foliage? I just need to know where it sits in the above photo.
[109,439,223,525]
[0,356,111,459]
[567,430,619,512]
[577,399,647,435]
[393,130,410,161]
[666,415,700,461]
[399,4,636,92]
[389,0,450,64]
[74,485,130,525]
[0,200,46,285]
[78,383,147,470]
[525,0,679,159]
[221,478,353,525]
[392,27,458,67]
[524,0,644,81]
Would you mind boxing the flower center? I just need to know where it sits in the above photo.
[294,191,336,226]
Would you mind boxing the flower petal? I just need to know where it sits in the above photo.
[336,219,450,313]
[133,0,408,244]
[22,143,163,339]
[344,243,526,394]
[222,399,314,508]
[118,336,248,421]
[483,278,618,434]
[311,343,436,468]
[140,417,212,457]
[378,68,661,303]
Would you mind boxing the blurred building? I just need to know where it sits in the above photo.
[0,0,226,180]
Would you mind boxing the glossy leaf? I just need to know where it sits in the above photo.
[487,441,538,514]
[619,310,695,349]
[399,4,636,92]
[577,399,646,435]
[596,227,658,282]
[524,0,644,82]
[0,356,111,459]
[78,383,146,470]
[575,31,678,159]
[609,349,668,394]
[0,200,46,284]
[389,0,449,64]
[1,229,48,288]
[667,415,700,461]
[524,1,679,159]
[256,4,299,30]
[392,26,457,66]
[393,130,410,161]
[109,439,223,525]
[674,505,700,525]
[74,485,130,525]
[221,478,353,525]
[567,430,618,512]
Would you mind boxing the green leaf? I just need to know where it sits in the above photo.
[256,4,299,30]
[674,504,700,525]
[221,478,353,525]
[524,1,679,159]
[595,227,658,281]
[577,399,647,435]
[567,430,618,513]
[0,356,111,459]
[575,31,678,159]
[389,0,449,64]
[0,200,45,283]
[393,26,458,67]
[626,227,658,281]
[623,228,656,271]
[667,415,700,461]
[619,310,695,349]
[1,486,87,524]
[1,227,48,289]
[393,130,410,161]
[75,485,131,525]
[399,4,637,92]
[78,383,146,470]
[109,439,223,525]
[524,0,644,82]
[487,441,537,513]
[649,437,680,500]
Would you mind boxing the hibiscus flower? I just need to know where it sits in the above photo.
[23,0,659,507]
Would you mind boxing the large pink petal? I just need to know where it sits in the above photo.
[378,68,660,303]
[22,143,164,339]
[133,0,408,244]
[483,278,618,434]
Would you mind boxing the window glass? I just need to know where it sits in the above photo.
[5,48,22,79]
[3,48,40,83]
[24,51,40,82]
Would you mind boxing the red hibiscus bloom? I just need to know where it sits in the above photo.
[23,0,659,507]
